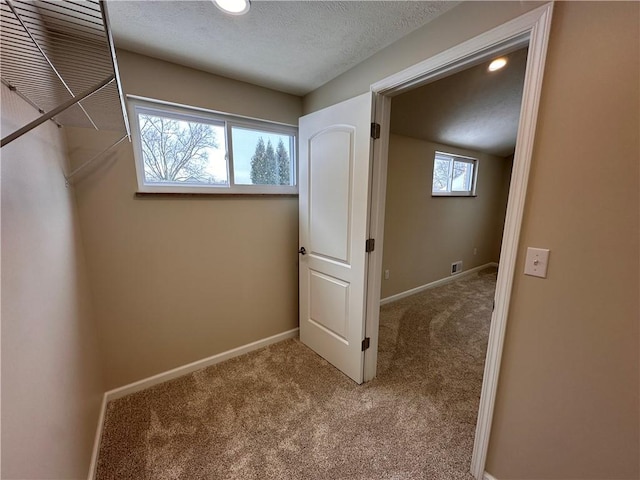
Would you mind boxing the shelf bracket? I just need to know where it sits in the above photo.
[1,75,115,148]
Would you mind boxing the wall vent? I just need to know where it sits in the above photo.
[451,261,463,275]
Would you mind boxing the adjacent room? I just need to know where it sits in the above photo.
[373,46,527,468]
[1,1,638,480]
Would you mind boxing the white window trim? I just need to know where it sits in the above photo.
[128,96,298,195]
[431,151,478,197]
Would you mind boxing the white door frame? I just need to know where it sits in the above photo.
[363,4,554,479]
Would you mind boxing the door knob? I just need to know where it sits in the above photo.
[298,247,307,255]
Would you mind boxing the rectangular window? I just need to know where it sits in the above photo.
[129,98,297,194]
[432,151,477,196]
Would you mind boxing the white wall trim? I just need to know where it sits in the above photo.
[483,473,498,480]
[107,328,299,400]
[86,327,299,479]
[371,4,547,95]
[86,394,108,480]
[380,263,499,306]
[367,3,554,480]
[471,4,553,479]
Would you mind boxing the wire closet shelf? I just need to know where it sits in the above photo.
[0,0,129,160]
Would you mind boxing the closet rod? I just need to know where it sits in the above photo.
[1,78,61,127]
[1,74,114,148]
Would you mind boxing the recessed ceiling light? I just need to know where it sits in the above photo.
[488,58,508,72]
[213,0,250,15]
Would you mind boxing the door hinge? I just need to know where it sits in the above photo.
[361,337,371,351]
[365,238,375,253]
[371,122,381,139]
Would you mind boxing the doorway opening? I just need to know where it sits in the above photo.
[362,5,553,479]
[375,45,527,476]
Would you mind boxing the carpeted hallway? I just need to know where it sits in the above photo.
[96,267,496,479]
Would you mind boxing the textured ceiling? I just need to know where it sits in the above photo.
[106,1,526,155]
[391,48,529,157]
[106,0,458,96]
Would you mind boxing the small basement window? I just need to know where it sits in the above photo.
[129,98,297,194]
[432,151,478,196]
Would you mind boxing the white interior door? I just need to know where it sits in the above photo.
[298,92,373,384]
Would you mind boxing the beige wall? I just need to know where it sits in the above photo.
[497,155,513,257]
[1,85,104,478]
[70,50,303,389]
[486,3,639,478]
[381,134,509,299]
[117,50,301,125]
[305,1,639,478]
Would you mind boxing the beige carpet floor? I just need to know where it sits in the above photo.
[96,267,496,479]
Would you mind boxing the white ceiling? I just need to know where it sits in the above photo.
[391,48,529,157]
[106,0,458,96]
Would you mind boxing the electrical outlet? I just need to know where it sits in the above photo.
[384,269,390,280]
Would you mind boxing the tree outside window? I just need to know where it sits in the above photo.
[131,99,297,194]
[432,152,477,196]
[139,114,226,184]
[250,137,291,185]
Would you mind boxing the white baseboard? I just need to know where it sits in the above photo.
[87,394,108,480]
[106,328,299,400]
[483,472,498,480]
[380,262,498,306]
[86,327,299,479]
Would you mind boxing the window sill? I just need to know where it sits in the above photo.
[432,193,477,198]
[135,191,298,198]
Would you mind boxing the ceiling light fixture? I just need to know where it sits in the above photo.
[213,0,250,16]
[488,57,507,72]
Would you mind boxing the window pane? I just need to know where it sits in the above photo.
[138,113,228,185]
[232,126,294,186]
[432,152,477,196]
[452,160,473,191]
[432,157,452,193]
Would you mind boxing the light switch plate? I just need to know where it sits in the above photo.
[524,247,550,278]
